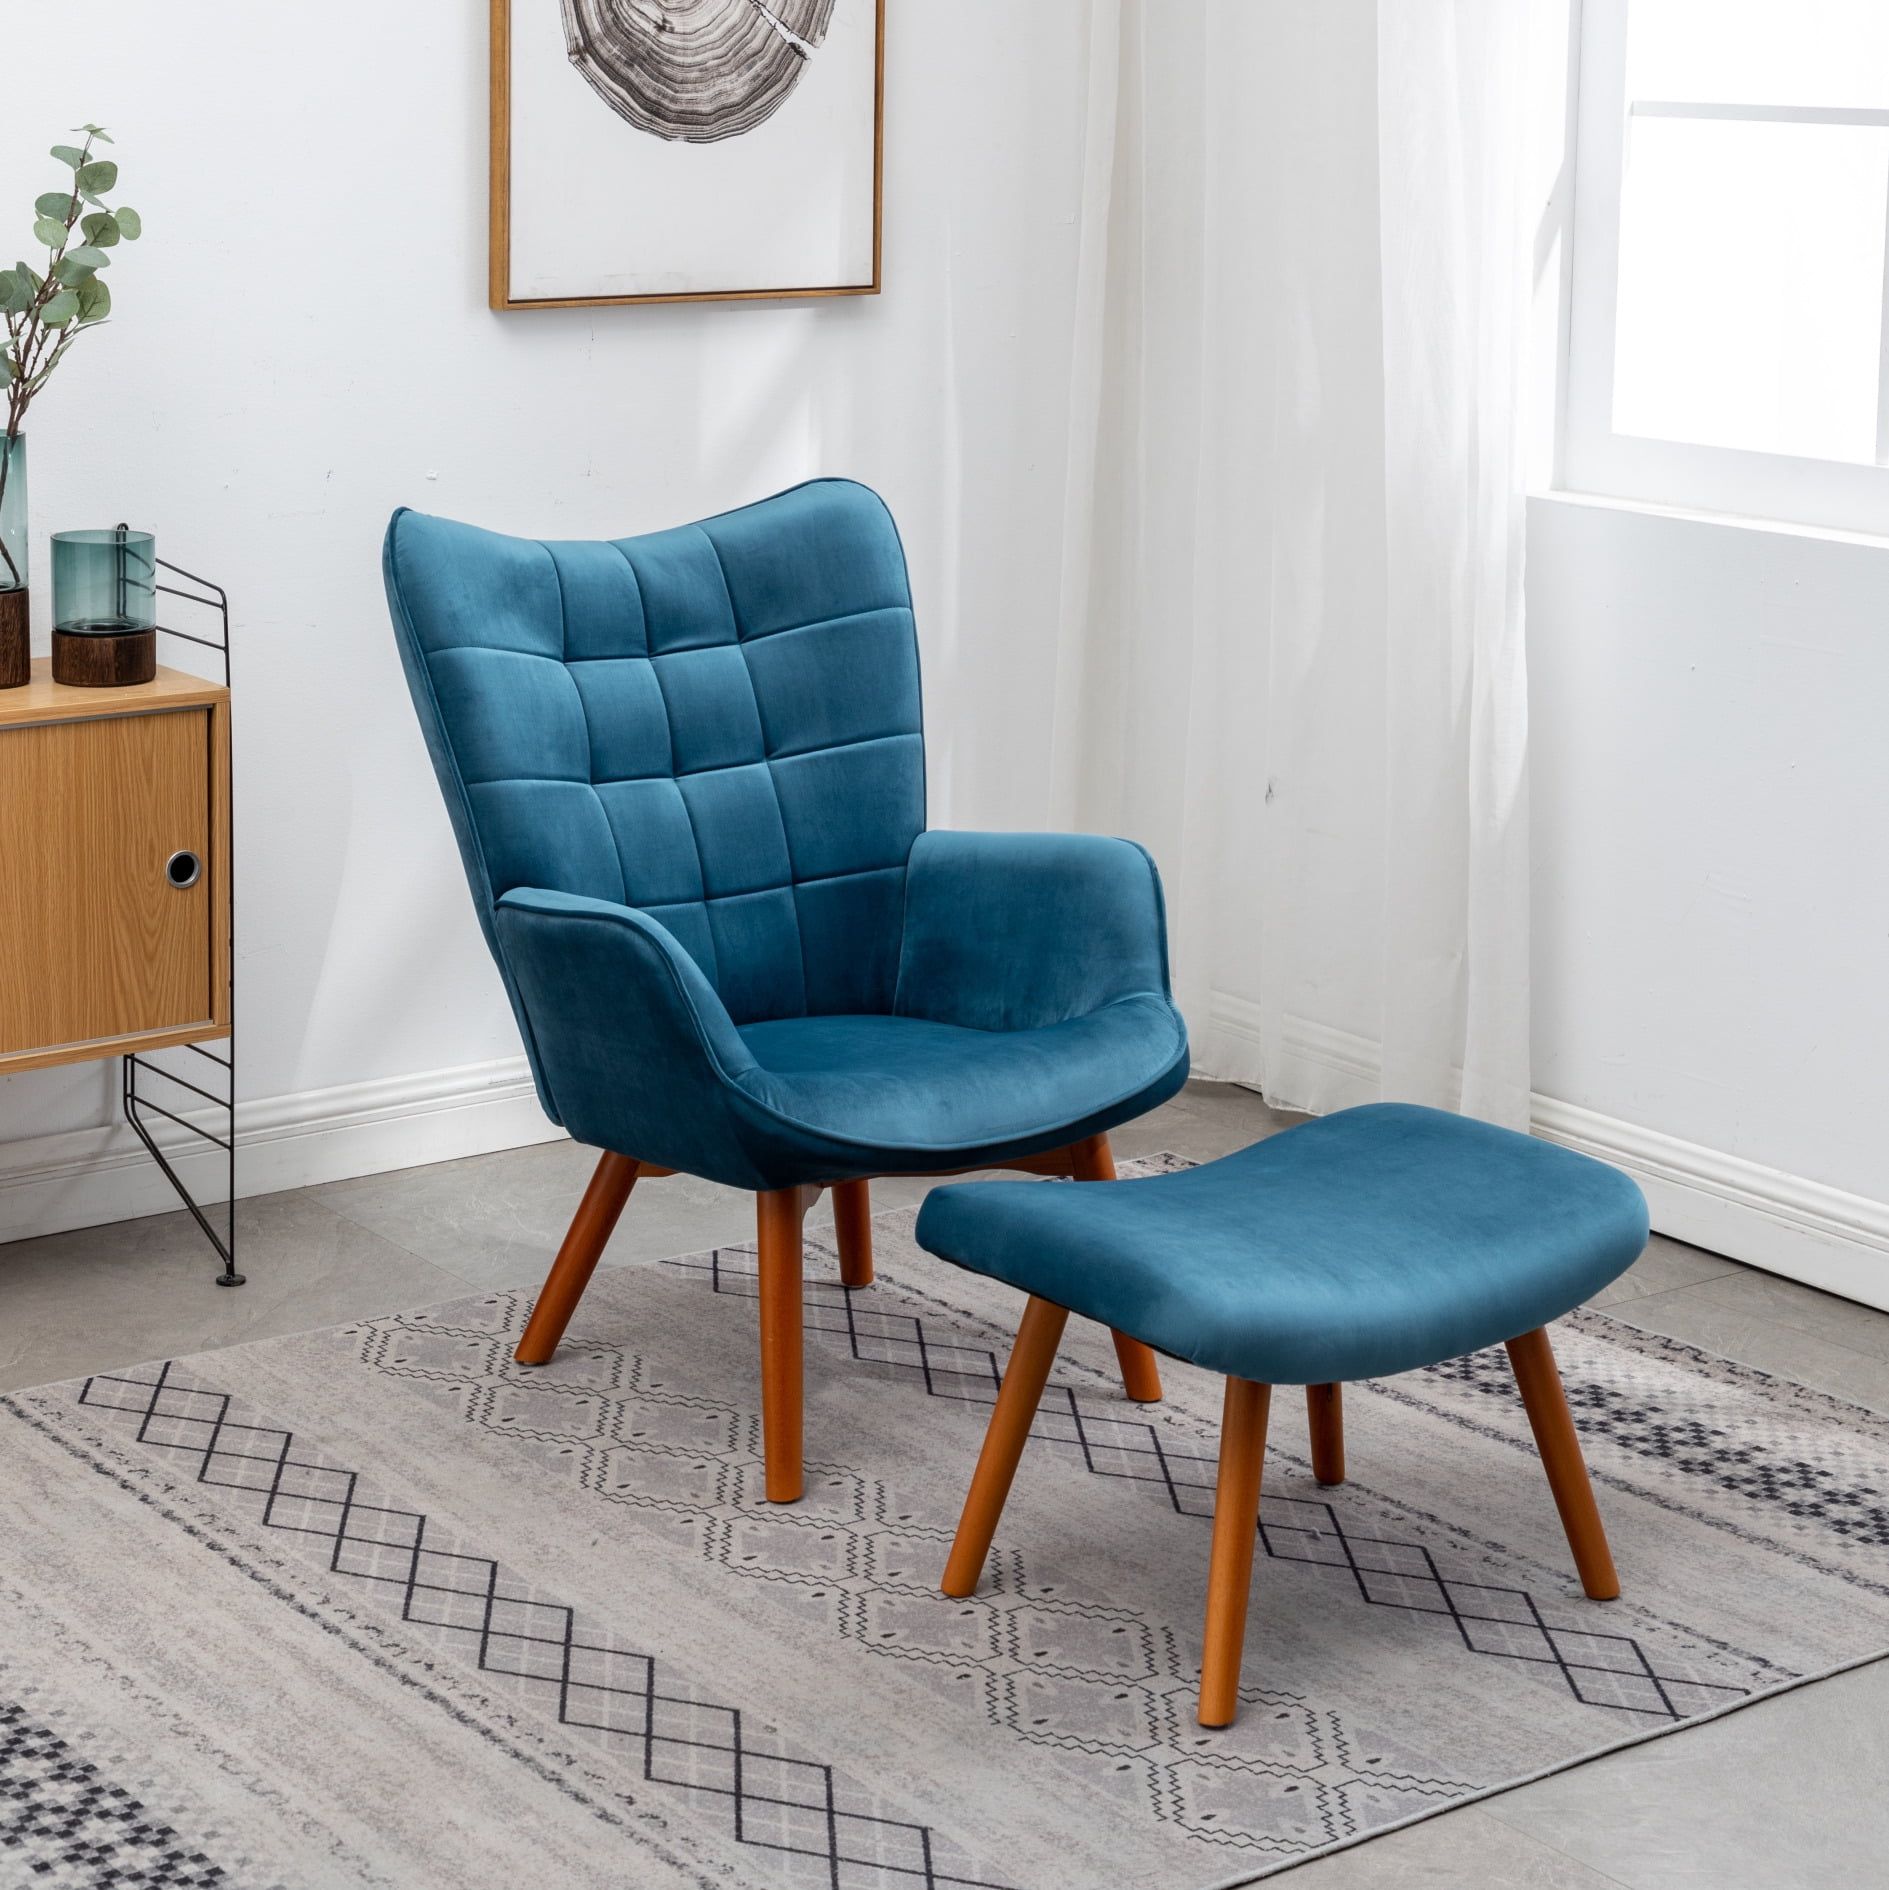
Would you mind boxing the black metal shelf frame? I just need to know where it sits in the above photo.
[120,553,243,1287]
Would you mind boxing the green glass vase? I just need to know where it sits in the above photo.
[0,433,24,592]
[0,433,25,688]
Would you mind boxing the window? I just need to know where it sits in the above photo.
[1564,0,1889,534]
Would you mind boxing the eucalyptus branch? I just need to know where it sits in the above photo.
[0,124,142,588]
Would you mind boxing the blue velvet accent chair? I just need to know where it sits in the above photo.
[382,479,1190,1501]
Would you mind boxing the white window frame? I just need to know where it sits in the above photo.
[1563,0,1889,537]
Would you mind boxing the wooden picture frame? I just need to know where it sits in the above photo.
[490,0,884,311]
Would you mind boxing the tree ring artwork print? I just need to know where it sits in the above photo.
[491,0,883,308]
[561,0,836,143]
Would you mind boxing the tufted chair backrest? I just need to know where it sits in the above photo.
[384,479,925,1030]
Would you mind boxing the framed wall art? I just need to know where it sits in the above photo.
[490,0,884,310]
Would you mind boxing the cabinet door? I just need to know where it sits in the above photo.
[0,707,212,1058]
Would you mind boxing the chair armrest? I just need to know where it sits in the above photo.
[494,888,763,1178]
[894,830,1174,1032]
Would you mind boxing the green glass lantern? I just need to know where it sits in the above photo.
[50,527,158,686]
[53,527,157,632]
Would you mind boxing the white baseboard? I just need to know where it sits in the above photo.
[1531,1097,1889,1312]
[1205,993,1889,1311]
[0,1055,565,1248]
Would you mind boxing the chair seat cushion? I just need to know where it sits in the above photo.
[913,1104,1649,1383]
[732,995,1188,1175]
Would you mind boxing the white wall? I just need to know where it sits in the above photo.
[1528,495,1889,1305]
[0,0,1104,1234]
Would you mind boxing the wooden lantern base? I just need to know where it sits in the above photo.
[0,588,26,689]
[52,624,156,689]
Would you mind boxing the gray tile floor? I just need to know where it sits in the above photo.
[2,1079,1884,1887]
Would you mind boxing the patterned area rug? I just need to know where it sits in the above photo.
[5,1160,1889,1888]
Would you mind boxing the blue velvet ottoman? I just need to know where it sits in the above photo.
[914,1102,1650,1727]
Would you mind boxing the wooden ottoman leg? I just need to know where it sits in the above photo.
[758,1186,817,1505]
[1068,1132,1165,1404]
[942,1296,1071,1597]
[1306,1383,1345,1485]
[832,1179,874,1287]
[1200,1377,1272,1728]
[1506,1326,1620,1601]
[1110,1330,1165,1404]
[515,1151,640,1366]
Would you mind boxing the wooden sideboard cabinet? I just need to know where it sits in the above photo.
[0,659,231,1074]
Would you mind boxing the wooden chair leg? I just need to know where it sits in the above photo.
[757,1186,818,1504]
[1505,1326,1620,1601]
[514,1151,640,1366]
[941,1296,1072,1597]
[832,1178,874,1288]
[1199,1377,1271,1728]
[1068,1132,1164,1404]
[1306,1383,1345,1485]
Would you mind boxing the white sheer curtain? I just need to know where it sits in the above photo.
[1052,0,1543,1129]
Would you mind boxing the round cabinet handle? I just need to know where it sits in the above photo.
[166,849,202,890]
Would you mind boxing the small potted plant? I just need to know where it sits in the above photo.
[0,125,141,687]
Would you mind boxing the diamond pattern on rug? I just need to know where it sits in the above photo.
[672,1244,1751,1724]
[358,1292,1476,1857]
[75,1364,1007,1890]
[0,1701,230,1890]
[1425,1344,1889,1550]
